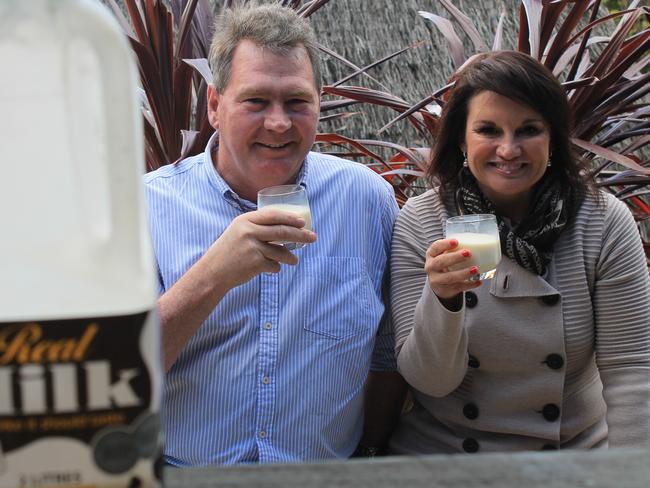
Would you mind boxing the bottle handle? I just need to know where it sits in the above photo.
[64,0,155,306]
[66,0,147,267]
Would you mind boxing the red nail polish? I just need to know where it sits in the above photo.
[469,266,479,275]
[450,239,458,248]
[462,249,471,258]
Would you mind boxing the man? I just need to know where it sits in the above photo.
[144,4,404,466]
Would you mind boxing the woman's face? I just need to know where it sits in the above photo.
[462,91,551,216]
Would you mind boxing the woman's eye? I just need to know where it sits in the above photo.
[518,126,543,136]
[475,126,499,136]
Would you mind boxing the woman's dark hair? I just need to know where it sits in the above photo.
[428,50,590,207]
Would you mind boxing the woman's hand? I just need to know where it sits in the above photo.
[425,238,482,307]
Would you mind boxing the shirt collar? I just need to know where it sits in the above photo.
[203,131,310,212]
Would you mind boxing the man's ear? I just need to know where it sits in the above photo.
[207,84,220,129]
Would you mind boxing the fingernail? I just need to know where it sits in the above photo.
[449,239,458,248]
[462,249,471,258]
[469,266,479,275]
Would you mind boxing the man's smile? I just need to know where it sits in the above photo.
[256,142,292,149]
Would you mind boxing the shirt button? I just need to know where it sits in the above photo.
[264,322,273,330]
[462,438,479,453]
[540,294,560,306]
[463,403,479,420]
[465,291,478,308]
[262,376,270,384]
[544,354,564,370]
[542,403,560,421]
[468,355,480,369]
[259,431,267,439]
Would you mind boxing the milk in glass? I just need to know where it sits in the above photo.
[445,214,502,280]
[258,185,312,250]
[262,204,313,231]
[447,232,501,277]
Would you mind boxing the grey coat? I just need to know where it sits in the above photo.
[389,189,650,454]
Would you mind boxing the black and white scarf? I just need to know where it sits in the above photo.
[455,168,573,275]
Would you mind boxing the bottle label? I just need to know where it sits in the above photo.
[0,311,161,487]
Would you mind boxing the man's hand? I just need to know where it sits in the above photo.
[206,208,316,289]
[159,208,317,370]
[356,371,408,456]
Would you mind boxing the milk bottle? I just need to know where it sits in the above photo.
[0,1,161,487]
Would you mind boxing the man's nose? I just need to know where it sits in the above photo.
[264,104,291,132]
[496,135,522,160]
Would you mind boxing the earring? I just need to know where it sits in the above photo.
[463,153,469,167]
[547,156,552,168]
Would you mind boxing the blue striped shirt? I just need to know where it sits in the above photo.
[144,134,398,466]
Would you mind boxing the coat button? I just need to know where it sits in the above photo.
[462,438,479,453]
[540,294,560,306]
[541,444,558,450]
[468,355,480,369]
[542,403,560,421]
[544,354,564,370]
[465,292,478,308]
[463,403,479,420]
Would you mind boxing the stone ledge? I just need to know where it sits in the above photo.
[164,448,649,488]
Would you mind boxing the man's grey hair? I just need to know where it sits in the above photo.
[209,3,322,92]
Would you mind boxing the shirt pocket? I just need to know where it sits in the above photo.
[301,257,374,340]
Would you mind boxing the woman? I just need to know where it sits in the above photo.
[389,51,650,454]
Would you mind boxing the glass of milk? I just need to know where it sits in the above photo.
[257,184,312,250]
[445,214,501,280]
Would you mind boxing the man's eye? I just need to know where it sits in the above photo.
[245,98,265,105]
[289,99,309,106]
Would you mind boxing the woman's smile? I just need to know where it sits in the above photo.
[489,161,527,175]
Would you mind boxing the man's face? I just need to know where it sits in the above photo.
[207,39,320,202]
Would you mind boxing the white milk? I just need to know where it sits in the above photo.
[262,203,313,231]
[448,232,502,274]
[260,204,312,250]
[0,1,161,487]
